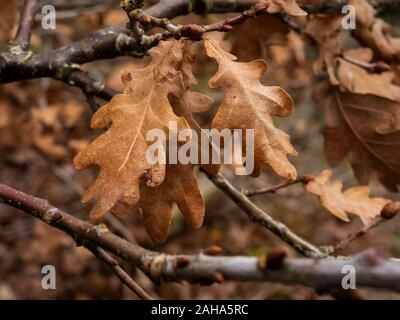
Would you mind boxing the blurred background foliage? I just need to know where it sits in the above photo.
[0,0,400,299]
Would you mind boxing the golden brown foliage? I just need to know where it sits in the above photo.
[305,170,391,225]
[205,39,297,180]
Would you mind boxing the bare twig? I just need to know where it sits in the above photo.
[51,164,136,243]
[84,93,101,113]
[202,1,274,33]
[337,52,391,73]
[201,170,325,258]
[243,175,314,197]
[243,180,300,197]
[84,243,153,300]
[322,203,400,255]
[126,2,271,40]
[67,70,118,101]
[323,216,386,255]
[13,0,38,51]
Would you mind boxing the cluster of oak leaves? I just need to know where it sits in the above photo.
[73,38,299,244]
[73,0,400,244]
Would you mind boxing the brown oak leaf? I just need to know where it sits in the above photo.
[336,48,400,101]
[135,163,204,244]
[113,43,211,243]
[74,40,191,220]
[323,46,400,191]
[227,14,288,60]
[325,90,400,191]
[305,169,390,225]
[204,39,297,179]
[170,43,219,175]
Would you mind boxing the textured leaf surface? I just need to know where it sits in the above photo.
[325,90,400,191]
[136,164,204,244]
[74,40,190,220]
[305,170,390,225]
[204,39,297,179]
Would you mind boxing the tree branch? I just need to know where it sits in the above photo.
[1,182,400,292]
[337,52,391,73]
[322,203,400,255]
[323,216,386,255]
[1,0,259,87]
[201,170,326,258]
[126,1,274,40]
[0,0,348,101]
[13,0,38,51]
[242,174,314,197]
[158,248,400,292]
[84,243,153,300]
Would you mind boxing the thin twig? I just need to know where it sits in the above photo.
[51,164,137,243]
[322,217,386,255]
[84,93,101,113]
[84,243,153,300]
[243,178,302,197]
[277,12,392,74]
[13,0,38,51]
[201,170,325,258]
[61,70,118,101]
[337,53,391,73]
[322,203,400,255]
[128,1,273,41]
[125,0,347,41]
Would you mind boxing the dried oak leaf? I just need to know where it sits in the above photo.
[170,42,219,175]
[324,47,400,191]
[305,169,390,225]
[204,39,297,179]
[336,48,400,101]
[74,40,191,220]
[114,43,211,243]
[325,90,400,191]
[136,164,204,244]
[267,0,307,16]
[227,14,288,60]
